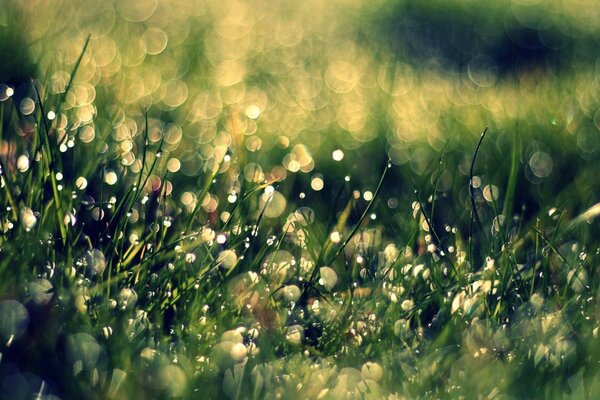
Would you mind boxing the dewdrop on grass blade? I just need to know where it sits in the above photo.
[330,231,341,243]
[282,285,301,302]
[75,177,88,190]
[20,208,37,231]
[216,250,237,269]
[216,234,227,244]
[19,98,35,115]
[117,288,137,310]
[311,175,324,191]
[167,158,181,173]
[247,328,259,340]
[85,249,106,275]
[319,267,337,290]
[245,105,261,119]
[401,299,414,311]
[0,84,14,101]
[64,211,77,226]
[17,155,30,172]
[104,170,118,185]
[286,325,304,345]
[247,342,259,356]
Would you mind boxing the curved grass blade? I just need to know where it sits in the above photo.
[469,127,488,266]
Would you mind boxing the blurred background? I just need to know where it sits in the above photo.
[2,0,599,229]
[2,0,600,398]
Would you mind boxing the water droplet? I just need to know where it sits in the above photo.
[17,155,29,172]
[245,105,261,119]
[76,177,88,190]
[84,249,106,275]
[20,207,37,231]
[19,98,35,115]
[104,170,118,185]
[332,149,344,161]
[311,175,324,191]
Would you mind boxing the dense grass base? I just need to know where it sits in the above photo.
[1,0,599,398]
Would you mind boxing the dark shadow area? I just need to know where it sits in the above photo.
[0,6,36,84]
[367,1,600,74]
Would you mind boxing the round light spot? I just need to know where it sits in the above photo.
[75,177,88,190]
[243,163,264,182]
[19,98,35,115]
[332,149,344,161]
[117,288,137,309]
[311,175,324,191]
[330,231,341,243]
[17,155,29,172]
[117,0,158,22]
[482,185,499,203]
[29,279,53,306]
[0,84,13,101]
[216,234,227,244]
[245,105,261,119]
[217,250,238,270]
[167,158,181,173]
[467,55,498,87]
[104,170,118,185]
[142,28,168,55]
[361,362,383,382]
[66,333,101,371]
[79,125,96,143]
[319,266,337,290]
[85,249,106,275]
[286,325,304,345]
[529,151,553,178]
[259,191,287,218]
[20,207,37,231]
[282,285,301,302]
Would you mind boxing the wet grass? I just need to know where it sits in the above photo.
[1,0,600,398]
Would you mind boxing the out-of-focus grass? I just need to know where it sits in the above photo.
[0,0,599,398]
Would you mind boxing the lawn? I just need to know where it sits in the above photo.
[0,0,599,398]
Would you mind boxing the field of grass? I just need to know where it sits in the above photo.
[1,0,599,398]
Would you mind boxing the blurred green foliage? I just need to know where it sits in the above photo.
[0,0,599,398]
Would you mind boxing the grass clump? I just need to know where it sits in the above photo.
[1,0,600,398]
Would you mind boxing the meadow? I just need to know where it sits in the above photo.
[0,0,599,398]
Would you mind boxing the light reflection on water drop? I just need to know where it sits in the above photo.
[332,149,344,161]
[19,98,35,115]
